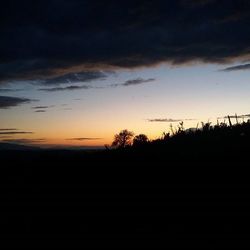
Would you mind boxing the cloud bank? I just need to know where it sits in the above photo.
[1,0,250,85]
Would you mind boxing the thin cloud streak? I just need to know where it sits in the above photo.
[41,71,109,85]
[0,128,18,131]
[66,138,102,141]
[0,131,33,135]
[39,85,94,92]
[1,138,45,144]
[221,63,250,71]
[111,78,156,87]
[32,106,54,109]
[0,88,25,92]
[148,118,196,122]
[34,110,46,113]
[39,77,155,91]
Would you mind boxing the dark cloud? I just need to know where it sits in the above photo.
[148,118,195,122]
[111,78,155,87]
[66,138,102,141]
[0,131,33,135]
[1,0,250,84]
[39,85,93,92]
[221,63,250,71]
[0,96,34,109]
[181,0,216,8]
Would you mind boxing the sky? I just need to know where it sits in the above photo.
[0,0,250,148]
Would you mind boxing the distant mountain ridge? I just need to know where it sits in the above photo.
[0,142,104,151]
[0,142,40,150]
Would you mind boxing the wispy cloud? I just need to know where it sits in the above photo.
[1,138,45,144]
[148,118,196,122]
[122,78,155,86]
[32,105,54,109]
[0,88,25,92]
[111,78,155,87]
[221,63,250,72]
[66,137,102,141]
[39,78,155,91]
[0,131,33,135]
[0,128,18,131]
[0,96,35,109]
[41,71,109,85]
[34,110,46,113]
[39,85,94,92]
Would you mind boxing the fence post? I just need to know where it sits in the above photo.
[235,113,238,124]
[228,115,232,127]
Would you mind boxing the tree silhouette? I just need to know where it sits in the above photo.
[133,134,149,146]
[111,129,134,148]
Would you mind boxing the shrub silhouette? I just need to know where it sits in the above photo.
[133,134,149,147]
[111,129,134,148]
[106,116,250,165]
[201,121,212,131]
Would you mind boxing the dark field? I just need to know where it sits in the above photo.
[1,122,250,248]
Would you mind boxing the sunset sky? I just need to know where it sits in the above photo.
[1,0,250,148]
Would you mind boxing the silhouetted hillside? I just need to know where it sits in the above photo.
[1,120,250,162]
[1,120,250,248]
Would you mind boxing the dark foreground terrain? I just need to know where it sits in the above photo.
[1,122,250,248]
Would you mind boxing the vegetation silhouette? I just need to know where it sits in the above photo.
[106,117,250,163]
[132,134,149,147]
[111,129,134,148]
